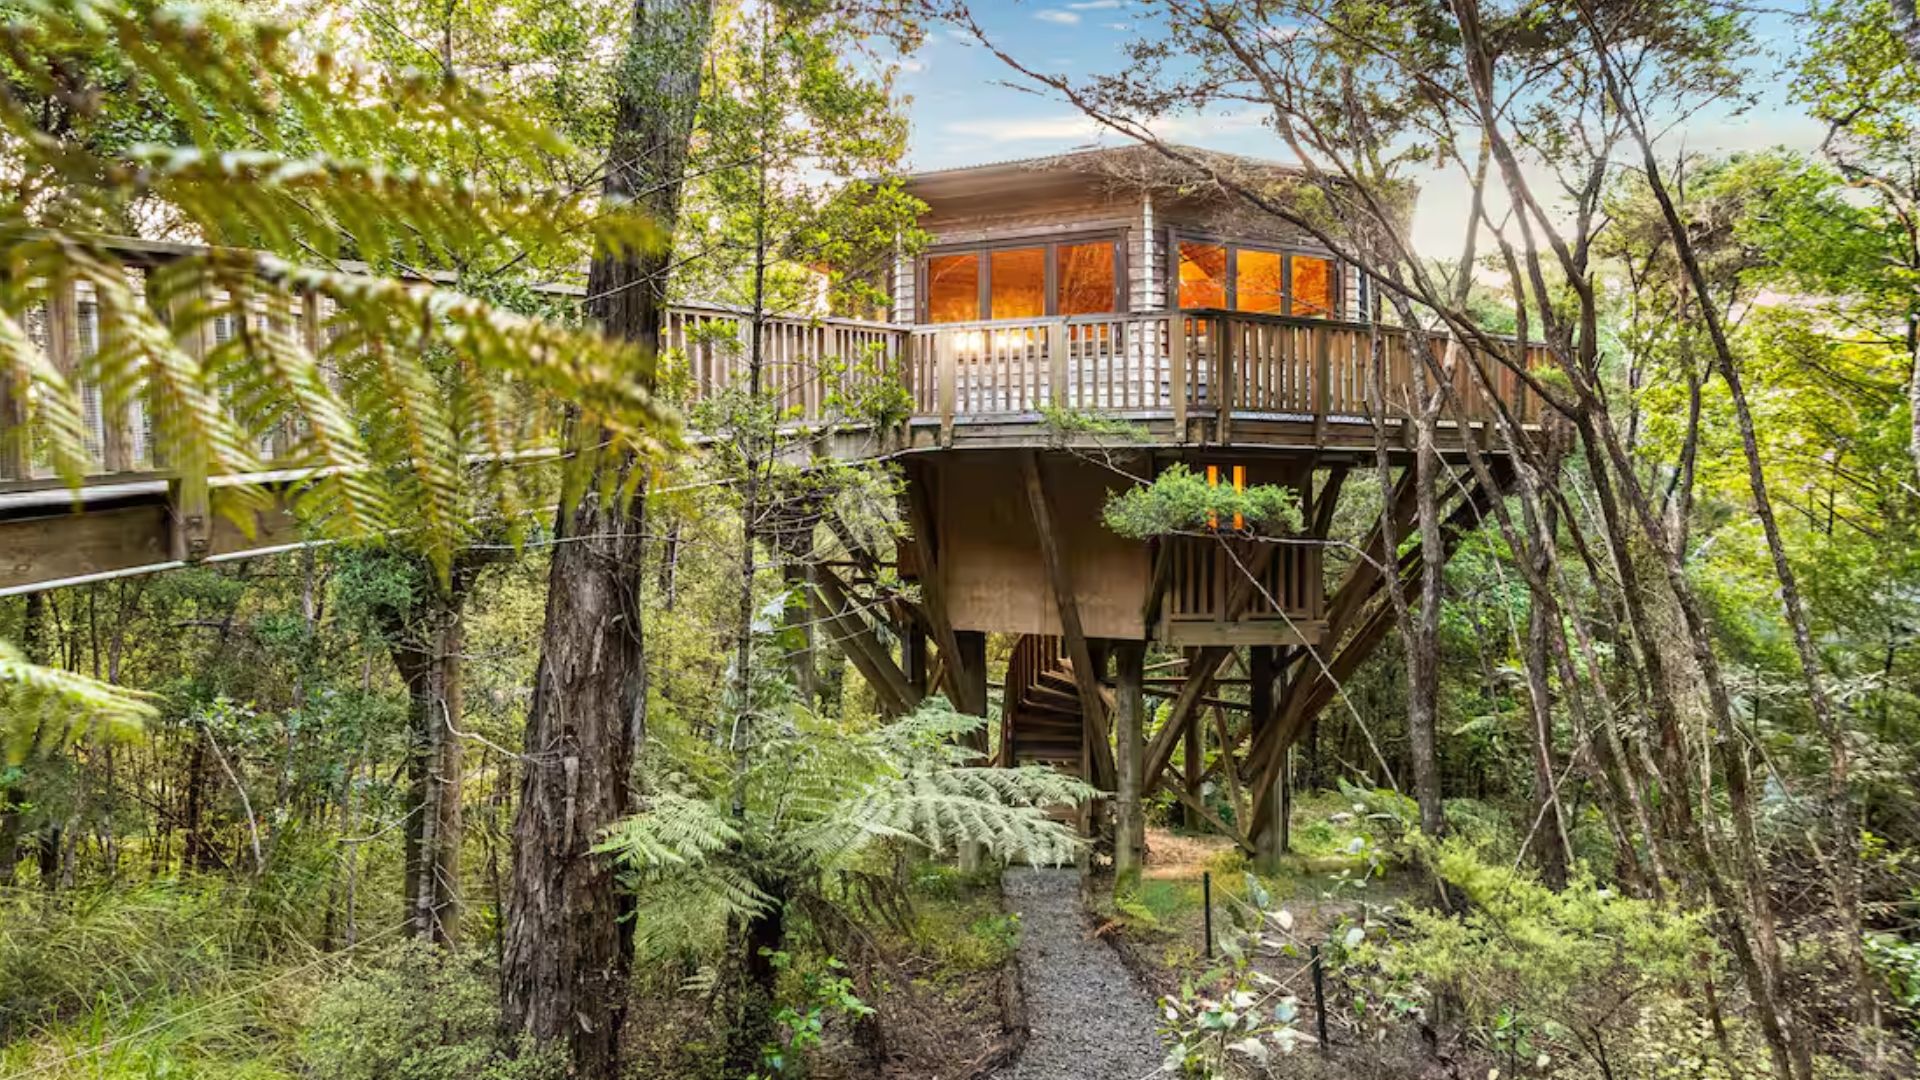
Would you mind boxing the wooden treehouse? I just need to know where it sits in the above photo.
[0,148,1543,863]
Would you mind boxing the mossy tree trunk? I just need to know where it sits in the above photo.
[501,2,712,1075]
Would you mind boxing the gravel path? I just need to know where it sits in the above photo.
[994,867,1166,1080]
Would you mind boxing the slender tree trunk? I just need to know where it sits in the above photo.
[502,2,710,1074]
[1626,116,1873,1046]
[1522,491,1570,890]
[387,568,472,947]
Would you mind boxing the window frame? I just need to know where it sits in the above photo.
[917,231,1128,324]
[1168,229,1346,319]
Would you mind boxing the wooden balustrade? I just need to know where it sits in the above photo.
[1,245,1547,488]
[903,309,1543,433]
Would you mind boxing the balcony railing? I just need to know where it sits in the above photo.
[899,310,1544,433]
[0,241,1546,488]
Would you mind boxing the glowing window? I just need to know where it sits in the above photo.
[1178,242,1227,309]
[1291,255,1335,318]
[989,247,1046,319]
[926,253,979,323]
[1234,249,1284,314]
[1057,242,1117,316]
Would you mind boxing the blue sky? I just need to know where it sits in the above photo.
[891,2,1827,257]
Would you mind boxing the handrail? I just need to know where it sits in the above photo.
[0,240,1544,491]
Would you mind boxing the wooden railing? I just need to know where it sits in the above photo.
[0,244,1546,488]
[901,310,1546,434]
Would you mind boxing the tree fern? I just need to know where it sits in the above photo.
[597,699,1093,943]
[0,0,681,728]
[0,641,153,765]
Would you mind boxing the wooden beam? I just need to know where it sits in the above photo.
[1141,645,1229,794]
[812,567,917,716]
[1020,451,1116,790]
[1241,467,1511,840]
[1163,780,1252,854]
[902,463,985,716]
[1113,640,1147,884]
[1141,538,1173,632]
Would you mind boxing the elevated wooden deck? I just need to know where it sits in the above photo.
[678,307,1544,459]
[0,241,1543,593]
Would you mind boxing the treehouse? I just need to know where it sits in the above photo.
[0,149,1542,861]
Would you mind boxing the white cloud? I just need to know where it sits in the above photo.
[894,57,927,73]
[1069,0,1123,8]
[941,108,1269,147]
[944,115,1106,142]
[1036,9,1081,24]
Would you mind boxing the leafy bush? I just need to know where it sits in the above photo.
[1865,932,1920,1034]
[297,943,564,1080]
[1104,463,1303,539]
[1357,837,1719,1077]
[1158,873,1313,1077]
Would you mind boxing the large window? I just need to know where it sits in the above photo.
[1177,238,1341,318]
[921,237,1122,323]
[1057,241,1118,316]
[925,252,980,323]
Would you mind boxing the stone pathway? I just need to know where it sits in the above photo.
[993,867,1166,1080]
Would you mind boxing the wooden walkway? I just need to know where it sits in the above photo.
[1,238,1544,595]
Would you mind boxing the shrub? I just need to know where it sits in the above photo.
[297,942,564,1080]
[1358,837,1721,1077]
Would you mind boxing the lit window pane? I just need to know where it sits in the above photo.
[1057,242,1117,315]
[989,247,1046,319]
[927,253,979,323]
[1178,242,1227,308]
[1291,255,1335,317]
[1235,248,1284,314]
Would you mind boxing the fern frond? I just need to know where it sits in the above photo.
[0,640,153,765]
[808,768,1088,867]
[595,791,744,873]
[0,305,92,485]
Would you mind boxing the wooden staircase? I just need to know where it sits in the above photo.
[1001,634,1099,772]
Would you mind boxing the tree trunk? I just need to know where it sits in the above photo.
[386,569,471,947]
[1522,495,1570,890]
[501,3,710,1074]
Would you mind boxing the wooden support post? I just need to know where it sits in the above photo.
[1217,314,1235,444]
[1250,646,1287,872]
[902,623,929,700]
[1182,705,1204,830]
[1113,640,1147,888]
[903,465,985,716]
[1312,322,1331,447]
[956,628,989,873]
[1169,314,1188,435]
[937,332,957,444]
[1020,452,1117,791]
[1047,319,1068,407]
[169,474,213,562]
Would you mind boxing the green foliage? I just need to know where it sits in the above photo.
[0,0,675,564]
[672,1,924,320]
[297,943,564,1080]
[1,638,153,763]
[598,698,1090,958]
[0,881,254,1041]
[1157,872,1312,1077]
[750,952,872,1079]
[1104,463,1304,540]
[1362,838,1720,1076]
[1038,404,1150,444]
[1865,932,1920,1034]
